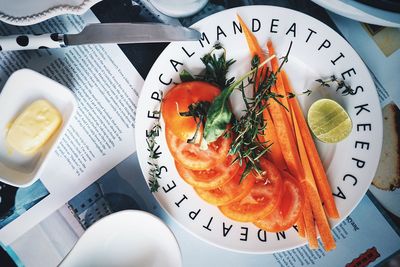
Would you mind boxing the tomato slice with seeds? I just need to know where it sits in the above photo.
[165,128,232,170]
[195,166,255,206]
[175,155,241,189]
[219,158,283,222]
[161,81,220,143]
[254,171,303,232]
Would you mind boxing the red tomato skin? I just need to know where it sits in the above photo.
[165,128,232,170]
[254,171,303,232]
[219,158,283,222]
[175,155,241,189]
[195,166,255,206]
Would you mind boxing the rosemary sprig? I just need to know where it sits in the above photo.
[198,42,236,89]
[230,42,292,181]
[179,101,211,144]
[203,54,276,143]
[147,116,162,192]
[179,42,236,89]
[314,75,354,96]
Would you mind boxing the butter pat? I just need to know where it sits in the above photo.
[6,99,62,155]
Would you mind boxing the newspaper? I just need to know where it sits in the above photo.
[0,10,143,245]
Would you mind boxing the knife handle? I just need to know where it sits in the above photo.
[0,33,66,52]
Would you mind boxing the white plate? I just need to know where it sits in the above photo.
[60,210,182,267]
[0,0,102,26]
[311,0,400,28]
[0,69,77,187]
[135,6,383,253]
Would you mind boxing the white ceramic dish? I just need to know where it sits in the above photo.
[59,210,182,267]
[0,0,102,26]
[311,0,400,28]
[0,69,77,187]
[135,6,383,253]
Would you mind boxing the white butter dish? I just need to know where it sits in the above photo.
[0,69,77,187]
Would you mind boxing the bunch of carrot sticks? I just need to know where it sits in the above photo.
[237,15,338,251]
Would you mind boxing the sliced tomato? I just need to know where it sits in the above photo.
[161,81,220,142]
[175,155,241,189]
[195,166,255,206]
[219,158,283,222]
[254,171,303,232]
[165,128,231,170]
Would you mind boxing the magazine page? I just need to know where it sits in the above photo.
[0,10,143,245]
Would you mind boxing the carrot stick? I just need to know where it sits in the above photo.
[262,42,302,177]
[237,14,267,89]
[237,14,287,170]
[266,41,292,128]
[292,105,336,251]
[237,14,263,58]
[267,86,303,178]
[282,71,340,219]
[296,212,306,238]
[302,198,318,249]
[261,108,287,171]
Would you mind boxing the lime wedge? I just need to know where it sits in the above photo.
[307,99,352,143]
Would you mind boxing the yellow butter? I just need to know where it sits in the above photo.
[6,99,62,155]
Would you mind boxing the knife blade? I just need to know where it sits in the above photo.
[0,23,201,52]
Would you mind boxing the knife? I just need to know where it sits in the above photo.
[0,23,201,52]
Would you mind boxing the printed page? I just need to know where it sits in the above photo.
[0,10,143,244]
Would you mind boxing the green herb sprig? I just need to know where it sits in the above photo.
[230,41,293,180]
[179,42,236,89]
[179,101,211,144]
[147,115,162,192]
[287,75,353,99]
[203,54,277,143]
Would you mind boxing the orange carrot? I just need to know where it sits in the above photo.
[266,41,292,128]
[296,212,306,238]
[283,71,340,219]
[237,14,287,171]
[267,86,303,178]
[261,108,287,171]
[302,198,318,249]
[237,14,267,89]
[292,105,336,251]
[237,14,263,58]
[262,42,302,177]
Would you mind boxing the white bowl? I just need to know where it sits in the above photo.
[59,210,182,267]
[0,68,77,187]
[0,0,102,26]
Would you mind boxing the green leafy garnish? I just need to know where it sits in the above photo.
[147,120,162,192]
[203,54,276,143]
[179,101,211,144]
[229,41,293,181]
[179,42,235,89]
[311,75,354,96]
[179,69,195,82]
